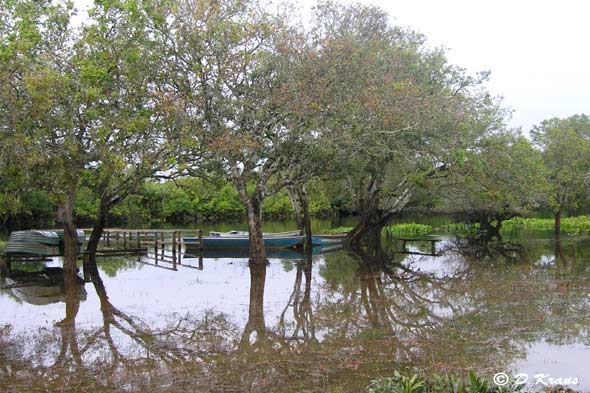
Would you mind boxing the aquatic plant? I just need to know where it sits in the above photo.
[368,371,525,393]
[384,223,433,236]
[502,216,590,235]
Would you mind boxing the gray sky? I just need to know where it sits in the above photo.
[333,0,590,131]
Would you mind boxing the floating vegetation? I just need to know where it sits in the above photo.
[368,370,526,393]
[502,216,590,235]
[384,223,433,236]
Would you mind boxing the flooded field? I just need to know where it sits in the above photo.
[2,235,590,392]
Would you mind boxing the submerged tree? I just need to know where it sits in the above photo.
[0,0,172,275]
[436,132,548,239]
[302,1,506,246]
[155,0,314,262]
[74,0,173,263]
[0,0,83,275]
[532,114,590,238]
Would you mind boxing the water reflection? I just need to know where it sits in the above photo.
[1,237,590,391]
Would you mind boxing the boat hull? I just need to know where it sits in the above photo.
[184,235,305,249]
[209,230,301,237]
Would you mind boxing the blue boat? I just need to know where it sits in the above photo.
[184,243,344,259]
[185,247,305,259]
[183,234,305,249]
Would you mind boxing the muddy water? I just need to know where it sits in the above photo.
[1,236,590,392]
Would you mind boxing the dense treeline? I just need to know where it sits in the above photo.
[2,0,590,273]
[1,178,338,228]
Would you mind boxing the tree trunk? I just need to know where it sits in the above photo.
[347,178,413,248]
[85,199,109,266]
[288,185,312,251]
[239,262,268,351]
[479,216,502,241]
[58,185,78,279]
[554,205,563,240]
[245,196,266,263]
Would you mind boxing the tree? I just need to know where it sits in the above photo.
[532,114,590,238]
[0,0,172,274]
[156,0,312,261]
[436,132,548,239]
[74,0,173,264]
[0,0,82,276]
[303,1,506,246]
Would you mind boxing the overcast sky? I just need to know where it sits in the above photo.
[325,0,590,131]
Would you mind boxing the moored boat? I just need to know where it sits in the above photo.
[4,229,86,257]
[184,234,305,249]
[3,242,61,256]
[209,230,301,237]
[8,229,85,245]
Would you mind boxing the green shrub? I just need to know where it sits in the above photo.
[368,371,525,393]
[0,241,5,252]
[384,223,433,236]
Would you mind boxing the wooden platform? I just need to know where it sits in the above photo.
[1,228,204,277]
[84,228,203,250]
[396,237,442,256]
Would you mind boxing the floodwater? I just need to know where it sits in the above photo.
[1,234,590,392]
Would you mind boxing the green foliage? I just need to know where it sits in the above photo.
[368,372,424,393]
[434,133,548,223]
[502,216,590,235]
[532,114,590,224]
[0,240,5,252]
[384,223,432,236]
[368,371,524,393]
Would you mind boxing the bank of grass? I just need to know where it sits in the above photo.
[502,216,590,235]
[368,371,527,393]
[384,223,433,236]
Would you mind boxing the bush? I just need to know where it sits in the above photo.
[384,223,433,236]
[368,371,525,393]
[502,216,590,235]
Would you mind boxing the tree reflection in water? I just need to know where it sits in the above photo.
[2,237,590,392]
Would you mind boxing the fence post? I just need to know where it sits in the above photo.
[172,231,177,262]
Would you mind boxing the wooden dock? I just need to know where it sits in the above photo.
[91,228,202,249]
[1,228,203,277]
